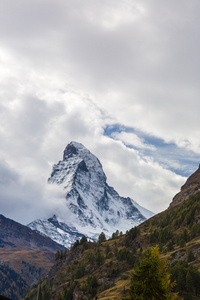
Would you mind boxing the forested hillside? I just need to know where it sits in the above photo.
[24,191,200,299]
[0,264,28,300]
[0,214,65,299]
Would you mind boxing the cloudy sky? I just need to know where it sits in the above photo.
[1,0,200,225]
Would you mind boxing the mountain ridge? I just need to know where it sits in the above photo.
[0,214,64,251]
[28,141,154,248]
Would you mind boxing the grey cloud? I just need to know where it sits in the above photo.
[93,139,185,213]
[0,160,40,223]
[0,96,65,158]
[1,0,199,94]
[0,159,67,224]
[0,161,18,185]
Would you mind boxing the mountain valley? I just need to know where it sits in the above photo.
[1,142,200,299]
[0,141,153,299]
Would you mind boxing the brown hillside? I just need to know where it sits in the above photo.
[170,165,200,207]
[0,214,65,296]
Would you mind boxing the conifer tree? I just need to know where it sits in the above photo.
[128,246,178,300]
[186,271,194,295]
[98,232,106,243]
[36,284,42,300]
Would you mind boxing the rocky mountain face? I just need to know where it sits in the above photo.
[28,141,154,248]
[0,214,64,252]
[170,165,200,207]
[28,214,87,249]
[0,214,65,299]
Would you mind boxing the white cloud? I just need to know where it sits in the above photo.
[0,0,199,224]
[111,131,155,150]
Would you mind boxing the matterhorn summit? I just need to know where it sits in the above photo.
[28,142,154,248]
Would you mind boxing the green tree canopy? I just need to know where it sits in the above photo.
[128,245,178,300]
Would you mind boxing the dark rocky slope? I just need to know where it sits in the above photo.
[0,214,65,299]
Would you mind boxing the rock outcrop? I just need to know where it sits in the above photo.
[170,165,200,207]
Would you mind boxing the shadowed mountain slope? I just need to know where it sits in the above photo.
[0,214,65,299]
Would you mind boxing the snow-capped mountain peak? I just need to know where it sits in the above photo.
[28,142,154,248]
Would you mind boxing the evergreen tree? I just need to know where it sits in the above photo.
[128,246,178,300]
[36,284,42,300]
[187,249,195,262]
[95,249,105,265]
[186,271,194,295]
[80,236,87,245]
[87,275,98,297]
[98,232,106,243]
[105,244,111,258]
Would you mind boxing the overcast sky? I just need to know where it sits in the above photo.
[1,0,200,224]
